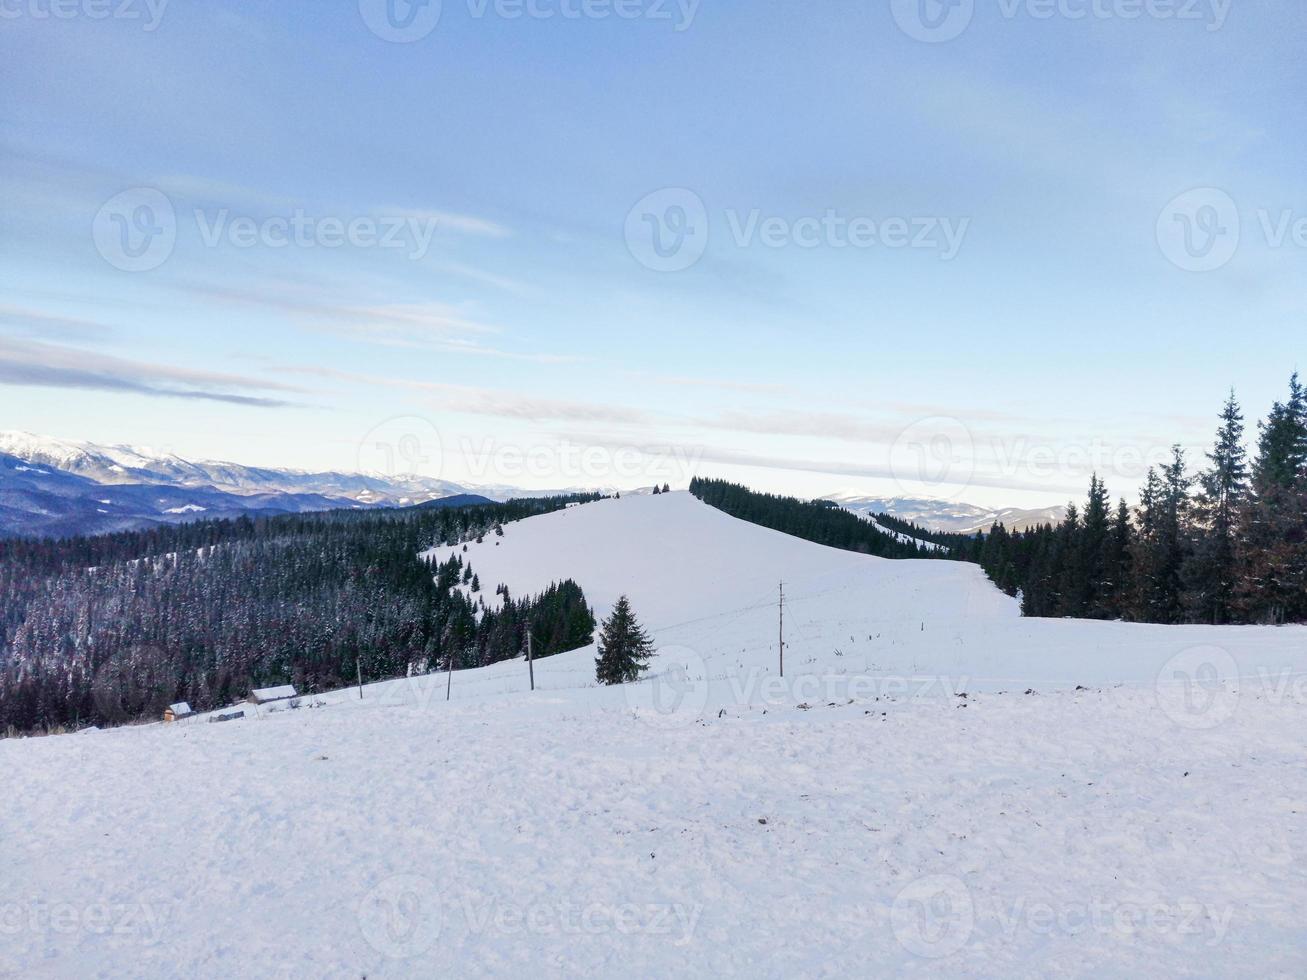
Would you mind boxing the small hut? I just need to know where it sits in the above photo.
[163,702,193,723]
[246,685,297,706]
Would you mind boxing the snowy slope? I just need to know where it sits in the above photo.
[4,492,1307,978]
[431,492,1011,627]
[431,492,1303,693]
[863,513,946,552]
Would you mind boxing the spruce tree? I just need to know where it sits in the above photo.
[1130,457,1192,624]
[1103,498,1133,618]
[1155,446,1194,623]
[1054,502,1082,616]
[594,595,653,685]
[1237,374,1307,623]
[1081,474,1111,617]
[1185,391,1249,624]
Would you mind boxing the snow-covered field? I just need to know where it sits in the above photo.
[4,493,1306,977]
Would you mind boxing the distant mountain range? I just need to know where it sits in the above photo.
[0,451,390,539]
[0,432,1069,539]
[822,493,1067,534]
[0,431,528,506]
[0,432,521,538]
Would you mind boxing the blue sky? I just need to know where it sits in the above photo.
[2,0,1304,506]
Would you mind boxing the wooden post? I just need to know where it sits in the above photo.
[779,581,785,678]
[356,658,363,700]
[527,631,535,692]
[446,653,453,702]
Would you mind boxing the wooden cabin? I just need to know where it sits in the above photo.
[163,702,193,722]
[246,685,298,706]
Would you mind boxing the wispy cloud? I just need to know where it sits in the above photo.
[434,386,649,424]
[285,367,649,424]
[0,338,303,408]
[434,262,532,295]
[384,208,511,239]
[156,174,298,212]
[692,409,906,444]
[186,283,575,363]
[631,372,797,396]
[0,306,115,342]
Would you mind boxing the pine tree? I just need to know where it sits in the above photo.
[1055,502,1082,616]
[1237,374,1307,623]
[1184,391,1249,624]
[594,595,653,685]
[1103,498,1133,618]
[1129,452,1190,624]
[1081,474,1111,617]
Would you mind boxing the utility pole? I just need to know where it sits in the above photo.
[779,581,785,678]
[527,630,535,692]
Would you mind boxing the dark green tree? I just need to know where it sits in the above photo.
[1102,498,1133,617]
[1237,374,1307,623]
[1129,451,1191,624]
[1184,391,1249,623]
[594,595,653,685]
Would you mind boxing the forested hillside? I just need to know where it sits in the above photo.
[693,375,1307,627]
[958,376,1307,625]
[689,478,966,558]
[0,496,599,734]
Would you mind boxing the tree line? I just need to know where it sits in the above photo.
[688,478,965,558]
[956,376,1307,624]
[0,496,598,734]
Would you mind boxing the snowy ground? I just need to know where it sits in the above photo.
[4,493,1306,977]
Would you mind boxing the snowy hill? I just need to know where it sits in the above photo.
[431,491,1009,643]
[4,493,1306,977]
[432,493,1303,691]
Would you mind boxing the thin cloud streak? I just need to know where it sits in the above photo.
[186,284,575,363]
[0,338,303,408]
[383,208,511,238]
[282,366,651,424]
[0,306,115,341]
